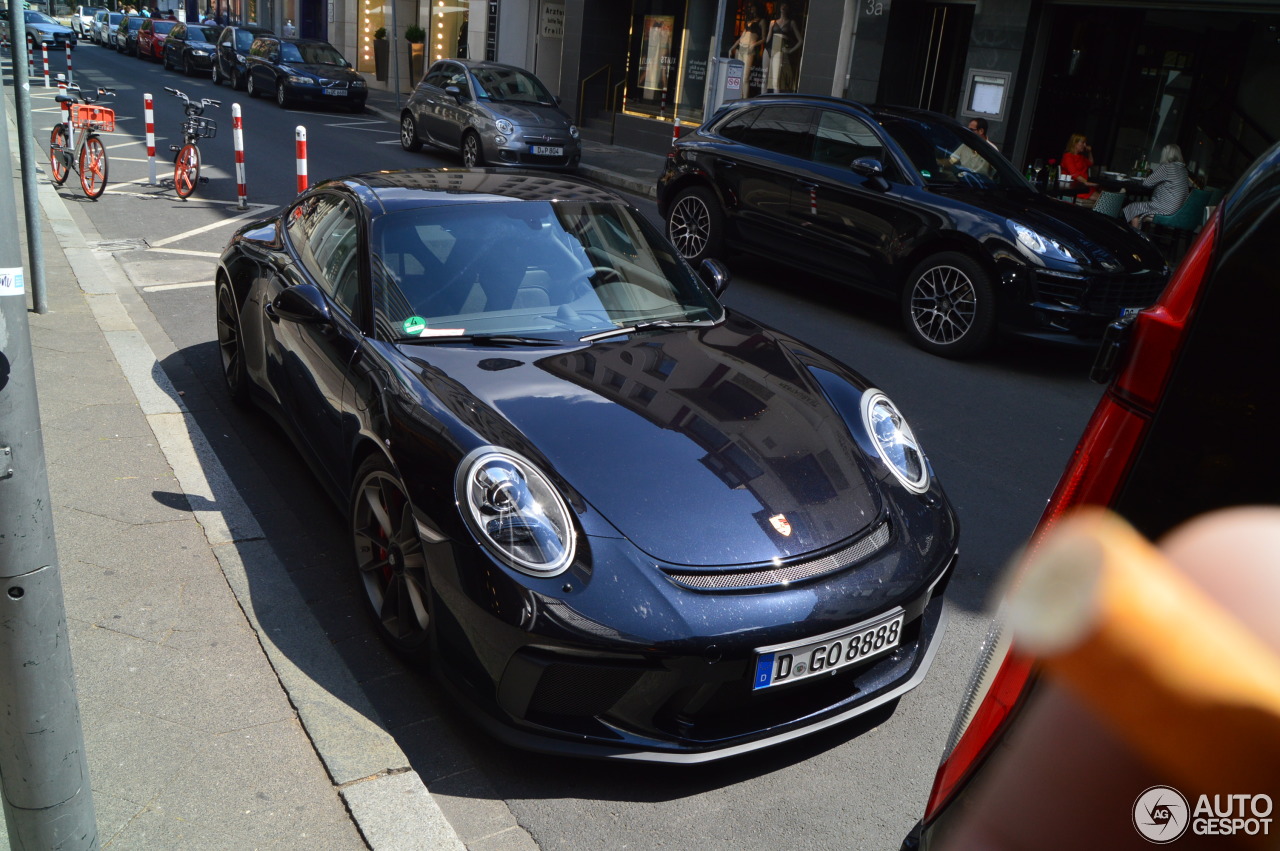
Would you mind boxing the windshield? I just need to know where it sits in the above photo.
[371,200,722,342]
[280,41,346,65]
[186,24,211,40]
[25,11,58,24]
[153,20,176,32]
[108,12,122,23]
[471,66,556,105]
[879,115,1028,191]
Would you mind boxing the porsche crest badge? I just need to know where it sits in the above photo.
[769,514,792,536]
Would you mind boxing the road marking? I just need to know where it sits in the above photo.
[146,247,222,259]
[149,206,273,247]
[142,279,215,291]
[375,139,403,145]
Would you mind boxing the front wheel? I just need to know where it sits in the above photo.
[460,131,483,168]
[211,62,222,85]
[215,279,250,405]
[78,134,109,199]
[174,143,200,199]
[900,252,996,358]
[49,125,70,185]
[245,71,258,97]
[350,455,433,658]
[275,80,290,108]
[666,186,723,266]
[399,113,422,152]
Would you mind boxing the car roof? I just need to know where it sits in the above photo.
[316,169,627,215]
[441,58,537,75]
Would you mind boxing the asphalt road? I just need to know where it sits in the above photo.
[31,44,1105,850]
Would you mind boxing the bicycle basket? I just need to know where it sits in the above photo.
[72,104,116,132]
[183,116,218,140]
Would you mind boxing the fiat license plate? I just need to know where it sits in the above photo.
[323,88,347,96]
[752,609,905,690]
[531,145,564,157]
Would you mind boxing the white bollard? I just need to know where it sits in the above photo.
[233,103,247,209]
[295,125,308,194]
[42,42,50,88]
[144,93,157,185]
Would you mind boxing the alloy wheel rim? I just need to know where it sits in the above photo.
[215,285,239,387]
[669,195,710,259]
[463,137,478,167]
[277,83,285,106]
[400,117,414,148]
[352,470,430,641]
[909,265,977,345]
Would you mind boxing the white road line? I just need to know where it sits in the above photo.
[375,139,402,145]
[149,207,273,247]
[146,247,223,258]
[142,279,215,291]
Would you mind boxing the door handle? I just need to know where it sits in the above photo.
[796,180,819,190]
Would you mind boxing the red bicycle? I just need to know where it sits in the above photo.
[164,87,220,199]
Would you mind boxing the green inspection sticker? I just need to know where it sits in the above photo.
[402,315,427,336]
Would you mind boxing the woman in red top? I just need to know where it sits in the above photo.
[1060,133,1097,199]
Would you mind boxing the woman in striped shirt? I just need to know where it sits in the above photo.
[1124,144,1191,229]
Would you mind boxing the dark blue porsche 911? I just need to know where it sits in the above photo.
[214,169,959,762]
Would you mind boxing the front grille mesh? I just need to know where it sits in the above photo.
[663,521,891,591]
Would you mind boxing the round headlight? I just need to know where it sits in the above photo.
[495,118,514,135]
[860,390,930,493]
[456,448,576,576]
[569,124,580,139]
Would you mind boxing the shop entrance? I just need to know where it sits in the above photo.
[879,2,973,116]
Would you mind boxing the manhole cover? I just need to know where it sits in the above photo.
[91,238,149,252]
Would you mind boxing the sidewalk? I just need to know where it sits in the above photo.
[3,86,463,849]
[359,82,668,200]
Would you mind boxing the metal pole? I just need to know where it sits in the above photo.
[8,10,49,315]
[0,78,99,851]
[389,0,399,112]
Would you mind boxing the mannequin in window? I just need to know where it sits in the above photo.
[765,3,802,93]
[729,3,764,98]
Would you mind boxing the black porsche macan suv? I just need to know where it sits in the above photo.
[657,96,1170,358]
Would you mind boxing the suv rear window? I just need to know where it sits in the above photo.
[737,106,813,159]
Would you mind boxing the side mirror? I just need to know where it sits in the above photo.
[270,284,332,325]
[851,157,891,191]
[699,258,731,297]
[445,85,464,101]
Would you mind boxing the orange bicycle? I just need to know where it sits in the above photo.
[164,87,220,199]
[50,84,116,200]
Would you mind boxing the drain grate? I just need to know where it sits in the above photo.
[91,238,149,252]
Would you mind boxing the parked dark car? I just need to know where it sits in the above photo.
[135,17,176,61]
[658,95,1171,358]
[20,9,77,51]
[399,58,581,170]
[161,22,218,75]
[115,12,144,54]
[214,168,959,761]
[242,36,366,111]
[211,23,273,89]
[904,140,1280,847]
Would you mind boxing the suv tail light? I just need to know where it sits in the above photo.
[921,212,1222,826]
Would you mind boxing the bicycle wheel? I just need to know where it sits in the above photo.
[79,134,109,200]
[49,125,70,185]
[174,143,200,199]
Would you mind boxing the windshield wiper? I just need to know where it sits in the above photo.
[398,333,563,347]
[579,318,713,342]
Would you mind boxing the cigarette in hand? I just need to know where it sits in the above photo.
[1006,508,1280,792]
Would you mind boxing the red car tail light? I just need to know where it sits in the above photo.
[921,211,1222,826]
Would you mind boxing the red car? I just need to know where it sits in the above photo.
[136,18,176,61]
[904,139,1280,847]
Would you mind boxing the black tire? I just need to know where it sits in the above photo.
[666,185,724,266]
[461,131,483,168]
[215,279,251,406]
[78,134,109,199]
[275,80,290,108]
[244,71,257,97]
[350,454,434,658]
[162,49,171,69]
[49,125,70,185]
[900,251,997,358]
[399,113,422,152]
[211,61,222,85]
[232,67,245,91]
[184,56,194,76]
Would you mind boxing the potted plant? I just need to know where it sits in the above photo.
[405,23,425,86]
[373,25,387,81]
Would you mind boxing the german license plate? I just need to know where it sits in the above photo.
[323,88,347,96]
[531,145,563,157]
[1119,306,1143,319]
[752,609,905,690]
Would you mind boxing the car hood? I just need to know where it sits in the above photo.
[400,316,883,566]
[486,101,572,128]
[30,23,74,34]
[285,63,361,82]
[939,187,1166,272]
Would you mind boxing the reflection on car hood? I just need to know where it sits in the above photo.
[286,62,360,81]
[30,23,73,33]
[401,313,882,567]
[940,188,1166,270]
[488,102,570,128]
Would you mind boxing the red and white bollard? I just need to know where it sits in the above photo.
[659,85,667,119]
[671,117,681,146]
[144,93,157,185]
[65,43,73,85]
[57,75,69,125]
[42,42,50,88]
[233,103,247,209]
[295,126,308,194]
[28,41,34,79]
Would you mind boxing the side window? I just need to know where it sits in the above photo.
[811,110,890,173]
[171,24,184,38]
[717,108,759,143]
[287,195,362,321]
[423,66,449,88]
[236,29,254,51]
[445,66,471,97]
[739,106,814,159]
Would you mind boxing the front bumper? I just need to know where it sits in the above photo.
[486,136,581,170]
[286,81,367,107]
[997,260,1168,341]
